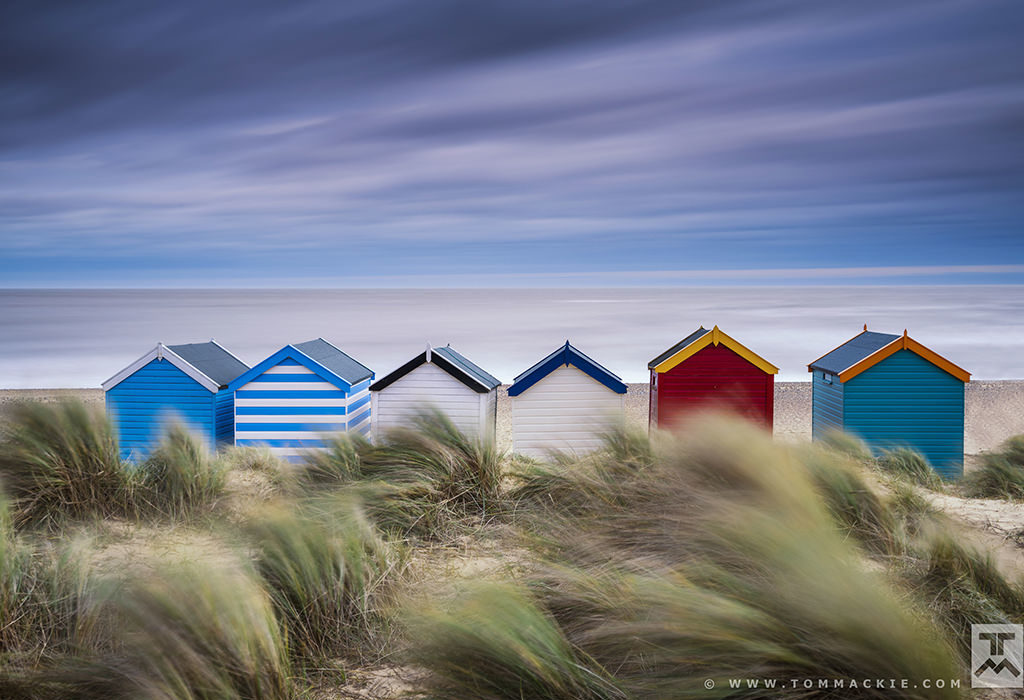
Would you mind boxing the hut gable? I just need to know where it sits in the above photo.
[372,345,500,394]
[808,328,969,478]
[102,342,243,394]
[103,341,249,460]
[508,342,626,459]
[508,341,627,397]
[370,345,500,438]
[648,325,778,375]
[808,329,970,383]
[228,339,373,462]
[648,326,777,429]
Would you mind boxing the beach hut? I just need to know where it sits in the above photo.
[102,341,249,460]
[228,338,373,462]
[808,326,970,478]
[648,325,778,429]
[508,341,627,459]
[370,345,500,439]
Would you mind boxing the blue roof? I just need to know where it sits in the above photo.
[809,331,900,375]
[167,341,249,388]
[508,341,627,396]
[228,338,373,391]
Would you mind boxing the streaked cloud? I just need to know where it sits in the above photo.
[0,0,1021,285]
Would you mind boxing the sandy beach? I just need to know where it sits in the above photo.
[3,381,1023,460]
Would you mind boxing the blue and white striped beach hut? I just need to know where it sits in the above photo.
[228,338,374,461]
[103,341,249,460]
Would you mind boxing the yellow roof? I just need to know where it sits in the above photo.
[652,325,779,375]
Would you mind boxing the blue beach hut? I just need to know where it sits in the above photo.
[102,341,249,460]
[808,327,971,478]
[228,338,374,462]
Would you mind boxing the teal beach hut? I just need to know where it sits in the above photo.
[808,327,971,478]
[102,341,249,460]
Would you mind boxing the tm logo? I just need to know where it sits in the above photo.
[972,624,1024,688]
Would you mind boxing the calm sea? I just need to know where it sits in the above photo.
[1,287,1021,389]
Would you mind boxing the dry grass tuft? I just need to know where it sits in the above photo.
[0,401,136,527]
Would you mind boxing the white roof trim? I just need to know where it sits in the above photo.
[101,343,221,393]
[209,338,249,370]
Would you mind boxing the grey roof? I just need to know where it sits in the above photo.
[294,338,373,385]
[167,342,249,388]
[809,331,900,375]
[433,346,501,390]
[647,327,711,368]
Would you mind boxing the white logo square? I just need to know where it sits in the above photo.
[972,623,1024,688]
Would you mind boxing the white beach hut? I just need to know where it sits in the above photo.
[507,341,627,459]
[370,345,500,439]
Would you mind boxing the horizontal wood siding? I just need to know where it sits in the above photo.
[106,358,214,460]
[511,365,624,459]
[234,360,367,461]
[842,349,965,478]
[811,369,844,441]
[213,389,235,446]
[654,344,772,429]
[373,362,489,437]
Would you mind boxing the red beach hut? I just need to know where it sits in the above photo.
[648,326,778,429]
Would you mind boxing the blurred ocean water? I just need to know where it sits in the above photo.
[0,287,1021,388]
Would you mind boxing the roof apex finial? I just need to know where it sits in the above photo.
[426,342,432,363]
[863,323,868,331]
[903,328,908,337]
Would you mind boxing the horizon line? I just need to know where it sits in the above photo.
[2,264,1023,289]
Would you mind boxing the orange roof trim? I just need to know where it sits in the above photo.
[653,325,779,375]
[837,331,971,383]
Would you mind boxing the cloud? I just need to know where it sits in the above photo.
[0,0,1022,284]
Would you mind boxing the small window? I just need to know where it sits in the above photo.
[823,372,833,384]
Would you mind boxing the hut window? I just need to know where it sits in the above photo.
[823,372,833,384]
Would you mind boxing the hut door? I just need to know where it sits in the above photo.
[650,373,658,427]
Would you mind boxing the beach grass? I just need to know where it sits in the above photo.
[3,398,1024,697]
[0,401,136,528]
[413,417,962,699]
[878,447,943,488]
[245,494,406,665]
[138,422,227,520]
[964,435,1024,499]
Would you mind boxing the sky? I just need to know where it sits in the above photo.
[1,0,1023,287]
